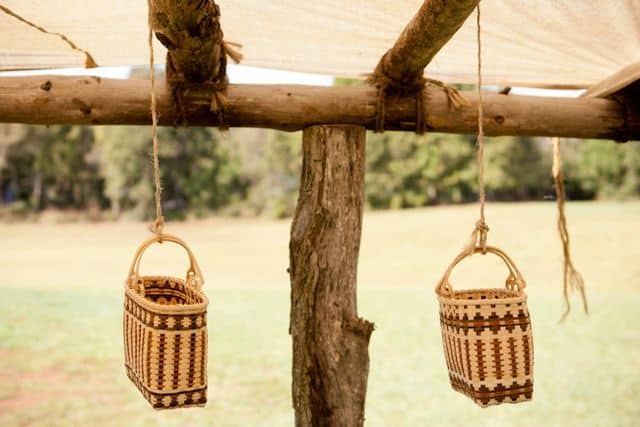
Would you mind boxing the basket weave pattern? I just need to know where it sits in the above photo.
[436,246,534,407]
[123,235,208,409]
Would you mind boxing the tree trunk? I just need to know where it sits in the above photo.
[289,125,374,427]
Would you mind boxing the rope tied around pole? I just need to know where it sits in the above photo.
[366,58,469,134]
[552,137,588,321]
[147,0,164,241]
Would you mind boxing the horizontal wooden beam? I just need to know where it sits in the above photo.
[372,0,480,89]
[0,76,637,140]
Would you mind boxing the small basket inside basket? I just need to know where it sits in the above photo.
[123,234,209,410]
[436,246,534,407]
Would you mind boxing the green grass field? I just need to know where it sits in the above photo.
[1,202,639,426]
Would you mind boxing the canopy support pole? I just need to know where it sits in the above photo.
[0,76,636,140]
[371,0,480,90]
[289,125,374,426]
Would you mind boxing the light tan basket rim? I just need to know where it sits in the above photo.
[438,287,527,306]
[126,275,208,314]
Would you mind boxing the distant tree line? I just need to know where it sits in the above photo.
[0,123,638,220]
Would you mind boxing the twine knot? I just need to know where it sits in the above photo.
[475,219,489,252]
[148,215,165,242]
[465,219,489,254]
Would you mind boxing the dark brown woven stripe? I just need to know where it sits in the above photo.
[125,295,206,331]
[440,311,530,334]
[123,312,128,365]
[464,340,472,382]
[137,321,142,376]
[442,333,453,372]
[134,321,139,376]
[139,323,144,376]
[140,323,146,383]
[146,330,152,384]
[522,335,531,376]
[172,334,181,389]
[132,315,137,370]
[128,314,133,365]
[457,337,466,378]
[448,335,459,375]
[445,335,454,374]
[476,341,485,381]
[455,336,464,376]
[454,336,463,375]
[492,338,503,380]
[188,332,196,388]
[158,334,166,390]
[200,329,206,386]
[508,336,517,378]
[130,315,135,367]
[124,313,129,365]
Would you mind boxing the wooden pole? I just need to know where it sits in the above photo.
[372,0,480,89]
[289,125,374,426]
[0,76,636,140]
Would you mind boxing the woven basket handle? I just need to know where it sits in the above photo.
[126,233,204,294]
[435,245,526,296]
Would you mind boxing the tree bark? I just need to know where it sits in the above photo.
[148,0,227,85]
[372,0,480,90]
[289,125,374,426]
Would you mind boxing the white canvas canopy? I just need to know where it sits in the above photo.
[1,0,639,88]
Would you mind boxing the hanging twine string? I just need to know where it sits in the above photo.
[147,0,164,239]
[0,3,97,68]
[552,137,588,321]
[465,3,489,254]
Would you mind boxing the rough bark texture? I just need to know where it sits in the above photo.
[289,125,374,427]
[372,0,480,89]
[149,0,227,85]
[1,76,637,140]
[148,0,238,125]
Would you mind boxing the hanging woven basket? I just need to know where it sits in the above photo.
[435,245,533,407]
[123,233,209,409]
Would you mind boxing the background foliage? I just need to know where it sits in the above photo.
[1,123,639,220]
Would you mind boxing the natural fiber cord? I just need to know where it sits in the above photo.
[552,137,588,321]
[476,5,486,231]
[147,0,164,237]
[461,4,488,253]
[0,3,97,68]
